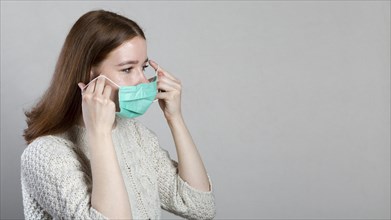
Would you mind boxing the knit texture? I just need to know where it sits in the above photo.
[21,117,215,219]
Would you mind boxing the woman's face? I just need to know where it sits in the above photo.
[92,36,150,105]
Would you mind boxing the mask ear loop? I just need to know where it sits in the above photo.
[82,75,120,92]
[153,65,160,103]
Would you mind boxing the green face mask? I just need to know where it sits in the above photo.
[83,73,158,118]
[116,76,158,118]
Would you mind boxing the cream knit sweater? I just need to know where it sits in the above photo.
[21,117,215,219]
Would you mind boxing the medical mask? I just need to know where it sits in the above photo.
[83,71,158,118]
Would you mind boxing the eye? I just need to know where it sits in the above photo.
[142,65,149,71]
[122,67,132,73]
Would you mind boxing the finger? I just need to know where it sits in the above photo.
[158,76,181,91]
[149,60,178,81]
[160,70,178,82]
[94,76,106,94]
[84,78,96,94]
[158,68,178,82]
[83,71,98,94]
[149,59,159,71]
[102,85,112,98]
[155,92,169,100]
[158,67,179,82]
[158,82,182,94]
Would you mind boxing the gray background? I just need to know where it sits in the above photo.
[1,1,390,219]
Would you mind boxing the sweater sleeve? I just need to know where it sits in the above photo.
[153,148,216,220]
[20,136,108,220]
[133,120,216,220]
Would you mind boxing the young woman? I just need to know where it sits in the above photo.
[21,10,215,219]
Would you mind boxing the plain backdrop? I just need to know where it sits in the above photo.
[1,1,390,219]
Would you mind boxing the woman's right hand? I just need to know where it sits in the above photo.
[78,76,116,136]
[78,77,132,219]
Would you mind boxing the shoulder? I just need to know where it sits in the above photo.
[22,135,74,159]
[21,135,79,173]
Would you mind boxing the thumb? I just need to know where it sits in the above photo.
[149,60,160,72]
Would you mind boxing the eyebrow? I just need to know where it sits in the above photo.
[117,58,149,66]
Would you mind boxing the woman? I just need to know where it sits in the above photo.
[21,10,215,219]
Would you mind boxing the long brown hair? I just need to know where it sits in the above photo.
[23,10,145,144]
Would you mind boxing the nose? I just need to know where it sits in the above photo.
[134,67,149,85]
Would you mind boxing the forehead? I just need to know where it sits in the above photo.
[104,36,147,64]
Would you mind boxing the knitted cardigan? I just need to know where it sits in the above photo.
[21,117,215,219]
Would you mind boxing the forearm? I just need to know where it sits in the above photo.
[88,132,132,219]
[167,115,210,192]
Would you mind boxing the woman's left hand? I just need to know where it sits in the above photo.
[149,60,182,121]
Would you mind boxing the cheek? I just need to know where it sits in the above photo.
[116,75,138,86]
[108,87,120,111]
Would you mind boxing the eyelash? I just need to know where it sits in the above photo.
[122,65,149,74]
